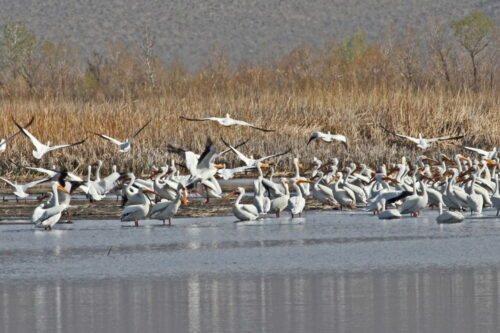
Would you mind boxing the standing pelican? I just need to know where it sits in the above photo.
[223,187,260,221]
[492,174,500,216]
[270,178,290,217]
[466,174,483,215]
[150,184,188,226]
[93,120,151,152]
[287,179,311,217]
[399,177,428,217]
[33,184,70,230]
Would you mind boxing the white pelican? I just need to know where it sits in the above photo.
[81,165,105,201]
[253,162,272,214]
[223,187,260,221]
[0,117,34,153]
[270,178,290,217]
[380,125,464,149]
[180,114,274,132]
[150,185,188,226]
[217,165,256,180]
[9,161,83,182]
[92,160,122,195]
[436,202,464,224]
[462,146,498,159]
[287,179,311,217]
[331,172,356,210]
[0,176,48,202]
[153,167,177,200]
[93,120,151,153]
[492,174,500,216]
[307,131,348,150]
[31,192,54,224]
[399,177,428,217]
[378,200,401,220]
[221,138,290,167]
[14,120,86,159]
[260,167,285,199]
[291,157,310,196]
[121,175,158,226]
[311,172,337,206]
[466,174,483,215]
[33,183,70,230]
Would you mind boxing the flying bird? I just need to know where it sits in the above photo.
[93,120,151,152]
[307,131,348,150]
[380,125,464,149]
[14,120,86,159]
[221,137,290,167]
[461,146,498,159]
[180,114,274,132]
[0,117,34,153]
[0,176,49,202]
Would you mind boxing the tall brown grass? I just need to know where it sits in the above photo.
[0,21,499,178]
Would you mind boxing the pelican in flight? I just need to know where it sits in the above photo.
[180,114,274,132]
[93,120,151,152]
[462,146,498,159]
[380,125,464,149]
[221,138,291,167]
[14,121,86,159]
[0,176,49,202]
[0,117,34,153]
[9,160,83,182]
[307,131,348,150]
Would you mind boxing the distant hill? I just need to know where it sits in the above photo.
[0,0,498,67]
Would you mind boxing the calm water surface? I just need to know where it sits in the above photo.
[2,209,500,333]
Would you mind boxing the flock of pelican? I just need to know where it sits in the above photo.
[0,114,499,230]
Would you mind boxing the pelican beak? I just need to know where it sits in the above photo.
[354,166,362,172]
[459,156,470,161]
[259,163,271,168]
[383,176,400,184]
[144,189,161,196]
[307,137,315,146]
[57,185,70,194]
[423,157,439,163]
[214,164,225,169]
[296,179,314,184]
[486,159,498,166]
[298,162,304,169]
[182,188,189,205]
[222,191,239,200]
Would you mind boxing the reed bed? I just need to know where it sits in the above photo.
[0,84,498,179]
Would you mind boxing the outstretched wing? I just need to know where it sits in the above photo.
[462,146,489,156]
[180,116,217,122]
[257,149,292,162]
[427,135,464,143]
[48,139,86,151]
[14,120,45,151]
[221,137,252,166]
[0,177,15,187]
[24,177,51,189]
[380,125,419,144]
[2,117,35,145]
[197,139,217,169]
[94,133,124,146]
[219,139,249,156]
[330,134,349,150]
[232,119,274,132]
[132,120,152,138]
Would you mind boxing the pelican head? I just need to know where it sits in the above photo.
[307,132,319,145]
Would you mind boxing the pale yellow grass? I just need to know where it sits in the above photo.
[0,86,498,179]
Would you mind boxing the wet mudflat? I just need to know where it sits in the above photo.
[2,209,500,333]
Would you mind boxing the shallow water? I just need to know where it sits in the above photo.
[2,209,500,332]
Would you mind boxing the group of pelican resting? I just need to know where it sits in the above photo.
[0,114,499,229]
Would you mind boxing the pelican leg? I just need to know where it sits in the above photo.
[162,220,165,226]
[134,221,139,227]
[497,210,499,216]
[168,217,172,226]
[276,210,280,218]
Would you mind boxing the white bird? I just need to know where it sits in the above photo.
[0,117,34,153]
[93,120,151,153]
[31,192,54,223]
[436,202,464,224]
[0,176,49,202]
[221,138,290,167]
[311,172,337,206]
[223,187,260,221]
[399,178,428,217]
[377,200,402,220]
[331,172,356,209]
[287,179,310,217]
[462,146,498,159]
[307,131,348,150]
[9,161,83,182]
[466,174,483,215]
[492,173,500,216]
[150,184,188,226]
[120,175,158,226]
[380,125,464,149]
[269,178,290,217]
[180,114,274,132]
[14,120,86,159]
[33,183,70,230]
